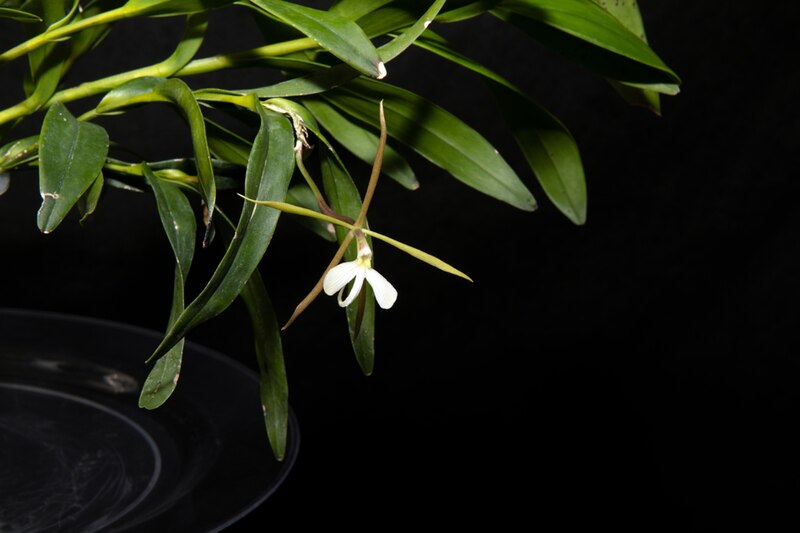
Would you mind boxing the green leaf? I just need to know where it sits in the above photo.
[251,0,385,79]
[493,0,680,86]
[378,0,445,63]
[123,0,234,16]
[325,78,537,211]
[205,118,252,167]
[329,0,394,20]
[148,101,295,362]
[37,102,109,233]
[139,164,197,409]
[303,98,418,190]
[239,267,289,461]
[97,77,216,237]
[78,173,104,224]
[413,35,585,223]
[286,185,336,241]
[435,1,502,23]
[0,7,42,21]
[589,0,663,113]
[0,135,38,171]
[320,149,375,376]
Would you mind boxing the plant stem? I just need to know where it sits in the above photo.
[174,38,317,77]
[0,7,130,63]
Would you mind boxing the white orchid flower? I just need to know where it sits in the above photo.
[323,237,397,309]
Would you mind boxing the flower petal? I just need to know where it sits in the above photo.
[338,269,365,307]
[365,268,398,309]
[324,260,359,295]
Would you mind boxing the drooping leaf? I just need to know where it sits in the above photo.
[303,98,418,190]
[320,148,375,376]
[97,77,216,237]
[251,0,385,78]
[324,78,537,211]
[239,266,289,461]
[413,35,585,223]
[139,164,197,409]
[205,118,252,167]
[590,0,663,113]
[148,101,295,362]
[37,102,109,233]
[493,0,680,87]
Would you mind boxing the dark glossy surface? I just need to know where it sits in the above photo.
[0,309,298,532]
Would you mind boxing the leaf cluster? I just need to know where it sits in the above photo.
[0,0,679,460]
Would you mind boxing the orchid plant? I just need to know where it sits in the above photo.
[0,0,680,461]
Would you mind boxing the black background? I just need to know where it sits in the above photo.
[2,2,799,531]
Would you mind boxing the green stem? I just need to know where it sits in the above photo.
[0,6,130,63]
[174,38,317,77]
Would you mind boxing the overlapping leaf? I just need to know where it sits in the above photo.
[148,101,295,362]
[37,102,109,233]
[139,164,196,409]
[323,78,537,211]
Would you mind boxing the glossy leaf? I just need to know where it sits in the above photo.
[139,165,197,410]
[239,266,289,461]
[413,36,586,223]
[251,0,384,78]
[325,79,537,211]
[97,77,216,236]
[0,135,38,171]
[303,98,417,190]
[148,102,295,362]
[37,102,109,233]
[0,7,42,21]
[494,0,680,86]
[320,149,375,376]
[378,0,445,63]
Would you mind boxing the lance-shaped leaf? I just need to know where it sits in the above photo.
[324,78,537,211]
[0,7,42,22]
[148,102,295,362]
[97,77,216,236]
[239,266,289,461]
[123,0,235,16]
[413,35,585,223]
[493,0,680,87]
[320,149,376,376]
[205,118,252,167]
[250,0,385,79]
[37,102,109,233]
[243,0,444,98]
[139,165,197,410]
[590,0,664,113]
[303,98,417,190]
